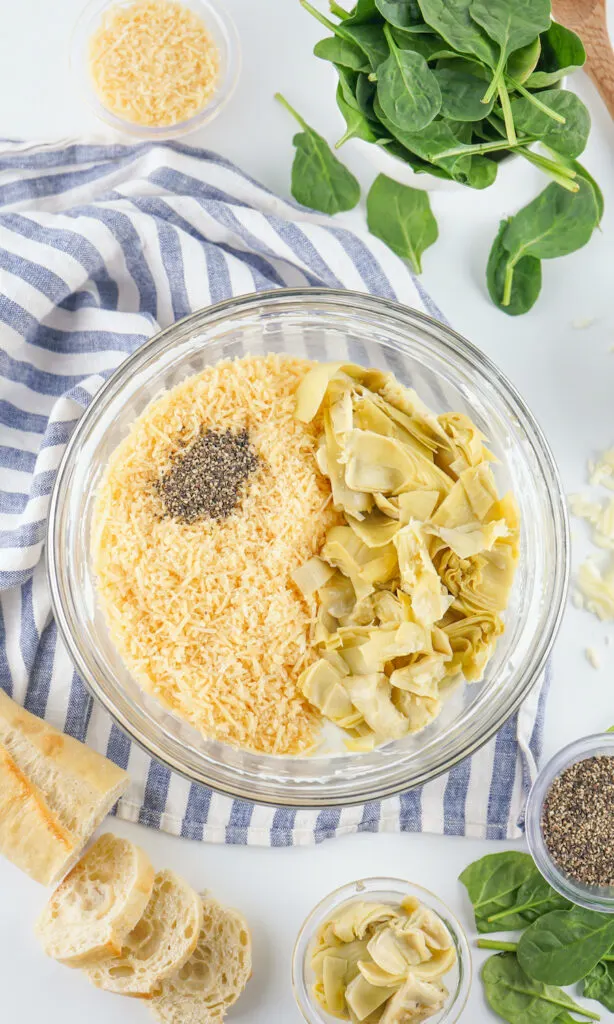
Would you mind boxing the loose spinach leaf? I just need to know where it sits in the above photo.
[584,959,614,1012]
[459,851,537,932]
[417,0,496,68]
[485,858,571,923]
[528,22,586,89]
[509,89,591,159]
[314,35,370,71]
[469,0,551,102]
[434,65,495,120]
[375,0,423,29]
[517,907,614,986]
[482,953,600,1024]
[336,83,379,145]
[376,24,441,131]
[506,36,541,84]
[503,178,599,262]
[366,174,438,272]
[275,93,361,214]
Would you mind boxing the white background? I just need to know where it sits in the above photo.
[1,1,614,1021]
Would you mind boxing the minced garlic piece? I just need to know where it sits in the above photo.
[89,0,220,127]
[586,647,601,670]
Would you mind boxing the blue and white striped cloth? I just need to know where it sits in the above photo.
[0,139,547,843]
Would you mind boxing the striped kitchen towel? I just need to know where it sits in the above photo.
[0,139,547,843]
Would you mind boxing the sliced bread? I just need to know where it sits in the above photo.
[0,690,129,856]
[35,834,155,967]
[151,895,252,1024]
[0,741,78,886]
[85,869,203,997]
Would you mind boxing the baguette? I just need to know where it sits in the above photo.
[151,895,252,1024]
[0,742,79,886]
[0,690,128,850]
[36,834,155,967]
[85,869,203,997]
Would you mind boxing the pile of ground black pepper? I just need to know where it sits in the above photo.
[541,755,614,887]
[156,427,259,523]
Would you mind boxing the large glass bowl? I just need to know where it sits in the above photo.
[47,289,568,807]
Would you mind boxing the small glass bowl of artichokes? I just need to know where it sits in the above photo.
[292,877,471,1023]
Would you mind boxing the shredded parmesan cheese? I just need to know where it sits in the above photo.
[89,0,220,127]
[92,355,341,755]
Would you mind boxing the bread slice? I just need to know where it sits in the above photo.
[0,742,79,886]
[35,834,155,967]
[85,869,203,997]
[0,690,129,860]
[151,895,252,1024]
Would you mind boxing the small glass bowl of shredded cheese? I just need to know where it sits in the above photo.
[292,878,472,1024]
[71,0,240,138]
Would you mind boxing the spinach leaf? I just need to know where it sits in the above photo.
[459,851,537,932]
[509,89,591,158]
[434,65,495,120]
[355,72,377,117]
[380,138,454,179]
[528,22,586,89]
[394,30,464,61]
[417,0,496,68]
[469,0,551,102]
[503,178,599,262]
[375,0,423,29]
[314,35,370,71]
[557,159,604,223]
[517,906,614,986]
[344,22,389,71]
[506,36,541,84]
[341,0,379,25]
[336,83,379,145]
[376,23,441,131]
[484,857,571,923]
[330,0,351,18]
[584,959,614,1012]
[366,174,438,272]
[336,65,361,109]
[275,93,360,214]
[482,954,601,1024]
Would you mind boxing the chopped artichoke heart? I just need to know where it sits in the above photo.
[324,412,372,516]
[322,956,349,1014]
[389,656,447,697]
[397,489,440,524]
[357,960,406,989]
[292,555,336,597]
[333,903,399,943]
[367,928,414,976]
[330,388,354,439]
[460,463,499,520]
[345,674,409,740]
[343,430,417,495]
[345,974,400,1021]
[392,691,441,733]
[425,519,508,559]
[379,977,448,1023]
[294,361,362,423]
[349,510,403,549]
[394,523,453,627]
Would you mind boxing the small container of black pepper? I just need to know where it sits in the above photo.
[526,733,614,912]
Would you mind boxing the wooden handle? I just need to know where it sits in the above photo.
[582,11,614,119]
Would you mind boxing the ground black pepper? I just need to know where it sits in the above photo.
[541,755,614,887]
[156,427,259,522]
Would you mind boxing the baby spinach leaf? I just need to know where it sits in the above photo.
[509,89,591,158]
[434,65,495,120]
[275,93,360,214]
[366,174,438,272]
[376,24,441,130]
[355,72,377,117]
[374,23,442,130]
[394,30,463,61]
[552,157,605,223]
[486,861,571,923]
[335,83,379,145]
[517,907,614,986]
[340,0,379,25]
[469,0,551,103]
[528,22,586,88]
[459,851,537,932]
[330,0,351,18]
[375,0,423,29]
[506,36,541,84]
[503,178,599,262]
[336,65,361,109]
[343,22,390,71]
[314,35,371,71]
[584,960,614,1012]
[417,0,496,68]
[482,954,601,1024]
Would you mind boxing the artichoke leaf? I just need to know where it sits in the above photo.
[345,674,410,740]
[397,489,440,525]
[295,361,368,423]
[291,555,335,597]
[345,973,400,1021]
[333,902,399,943]
[392,691,441,734]
[389,655,447,698]
[348,509,403,549]
[322,955,348,1014]
[423,519,509,559]
[394,523,454,627]
[324,411,372,516]
[379,977,447,1024]
[357,959,406,989]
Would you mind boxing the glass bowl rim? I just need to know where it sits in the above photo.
[291,875,472,1024]
[526,733,614,912]
[46,287,570,807]
[69,0,242,140]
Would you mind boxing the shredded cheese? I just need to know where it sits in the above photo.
[88,0,220,127]
[92,355,341,755]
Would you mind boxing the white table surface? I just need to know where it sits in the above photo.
[2,1,614,1021]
